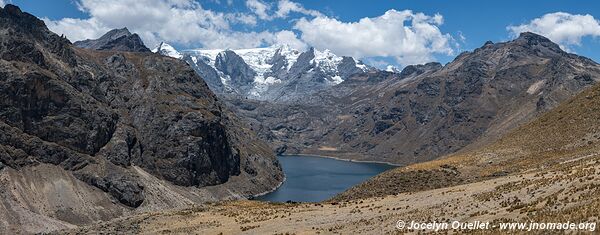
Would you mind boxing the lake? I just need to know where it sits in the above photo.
[256,155,396,202]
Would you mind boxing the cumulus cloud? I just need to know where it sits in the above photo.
[44,0,304,50]
[0,0,6,7]
[507,12,600,49]
[293,9,454,66]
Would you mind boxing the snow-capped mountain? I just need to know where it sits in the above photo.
[153,42,371,101]
[152,42,182,59]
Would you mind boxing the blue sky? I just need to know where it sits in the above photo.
[6,0,600,68]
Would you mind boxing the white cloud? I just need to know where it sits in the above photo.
[225,12,258,26]
[44,0,304,50]
[275,0,322,18]
[293,9,454,66]
[44,17,110,42]
[0,0,7,7]
[246,0,271,20]
[457,31,466,43]
[507,12,600,49]
[245,0,322,21]
[273,30,307,50]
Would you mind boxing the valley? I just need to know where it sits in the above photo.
[157,32,600,167]
[1,1,600,234]
[61,60,600,234]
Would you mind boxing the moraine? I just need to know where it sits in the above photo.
[256,155,396,202]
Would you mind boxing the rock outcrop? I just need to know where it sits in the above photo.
[0,4,282,234]
[215,50,257,86]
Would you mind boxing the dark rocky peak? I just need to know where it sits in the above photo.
[483,40,494,46]
[448,32,568,71]
[268,47,287,65]
[516,32,554,44]
[298,47,316,62]
[0,4,75,67]
[0,4,49,38]
[337,56,364,79]
[215,50,256,85]
[288,47,315,77]
[513,32,563,52]
[101,28,133,41]
[266,47,290,78]
[399,62,442,79]
[215,50,242,63]
[74,27,151,52]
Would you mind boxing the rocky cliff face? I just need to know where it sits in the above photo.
[74,27,151,52]
[215,50,257,86]
[230,32,600,165]
[0,5,282,233]
[183,53,224,93]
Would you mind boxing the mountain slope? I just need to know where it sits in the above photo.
[335,66,600,201]
[0,5,282,234]
[74,28,151,52]
[236,32,600,165]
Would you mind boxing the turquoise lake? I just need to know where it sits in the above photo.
[256,155,396,202]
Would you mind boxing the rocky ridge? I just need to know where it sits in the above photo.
[0,5,282,234]
[74,27,151,52]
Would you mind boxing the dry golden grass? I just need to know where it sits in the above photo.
[317,146,338,151]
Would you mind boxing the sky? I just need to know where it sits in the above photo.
[4,0,600,69]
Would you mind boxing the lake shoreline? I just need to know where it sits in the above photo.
[257,154,396,202]
[282,153,403,167]
[251,175,287,198]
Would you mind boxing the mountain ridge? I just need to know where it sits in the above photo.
[74,27,151,52]
[0,5,282,233]
[152,42,372,101]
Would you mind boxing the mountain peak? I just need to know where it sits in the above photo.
[0,4,75,66]
[399,62,442,79]
[153,41,182,58]
[103,27,132,39]
[0,4,53,38]
[3,4,22,13]
[74,28,150,52]
[514,32,562,51]
[517,32,551,42]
